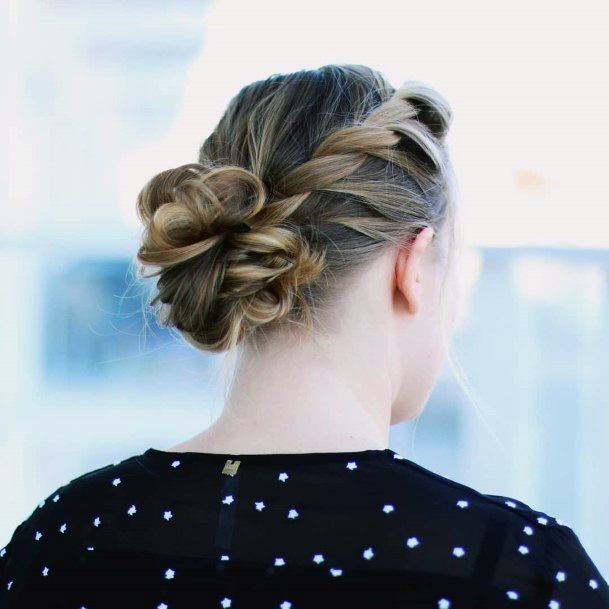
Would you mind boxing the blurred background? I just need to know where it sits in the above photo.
[1,0,608,578]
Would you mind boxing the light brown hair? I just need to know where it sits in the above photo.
[136,64,456,353]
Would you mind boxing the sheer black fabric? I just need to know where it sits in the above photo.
[1,447,607,609]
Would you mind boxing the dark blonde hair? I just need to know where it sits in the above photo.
[136,64,456,353]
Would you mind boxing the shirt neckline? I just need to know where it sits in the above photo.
[143,446,397,465]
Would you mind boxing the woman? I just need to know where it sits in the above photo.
[1,64,607,609]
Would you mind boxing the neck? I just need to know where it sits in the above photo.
[171,328,394,455]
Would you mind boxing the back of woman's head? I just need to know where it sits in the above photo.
[136,64,455,353]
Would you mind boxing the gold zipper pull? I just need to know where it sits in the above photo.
[222,459,241,476]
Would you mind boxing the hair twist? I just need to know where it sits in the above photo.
[135,64,455,353]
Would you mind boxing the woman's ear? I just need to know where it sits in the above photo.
[394,226,435,316]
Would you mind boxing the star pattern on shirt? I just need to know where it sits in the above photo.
[164,568,175,580]
[3,448,606,609]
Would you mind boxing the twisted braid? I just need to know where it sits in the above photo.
[136,66,453,353]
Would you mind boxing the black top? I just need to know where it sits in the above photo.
[1,447,607,609]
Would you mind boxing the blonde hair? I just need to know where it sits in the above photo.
[136,64,456,353]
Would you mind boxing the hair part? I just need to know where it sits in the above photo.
[136,64,456,353]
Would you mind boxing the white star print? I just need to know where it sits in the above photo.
[518,545,529,555]
[555,571,566,582]
[537,516,549,525]
[163,510,173,521]
[523,525,534,535]
[363,547,374,560]
[452,546,466,558]
[590,579,599,589]
[382,504,395,513]
[127,505,137,516]
[171,460,181,468]
[0,548,6,557]
[278,472,289,482]
[548,601,560,609]
[164,568,175,580]
[220,598,232,608]
[406,536,420,548]
[274,557,286,566]
[287,508,299,519]
[220,554,230,561]
[7,581,13,590]
[38,500,45,508]
[456,500,469,509]
[280,602,292,609]
[59,523,67,533]
[42,566,49,576]
[313,553,324,564]
[329,568,343,577]
[87,547,94,551]
[438,599,451,608]
[158,604,168,609]
[93,516,101,527]
[346,461,358,470]
[112,478,121,487]
[34,531,42,541]
[505,500,517,508]
[255,501,265,511]
[393,453,405,460]
[506,590,519,600]
[222,495,234,505]
[53,494,60,502]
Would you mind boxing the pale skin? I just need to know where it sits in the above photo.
[167,226,459,455]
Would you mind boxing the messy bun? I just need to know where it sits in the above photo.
[136,163,326,352]
[136,64,455,353]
